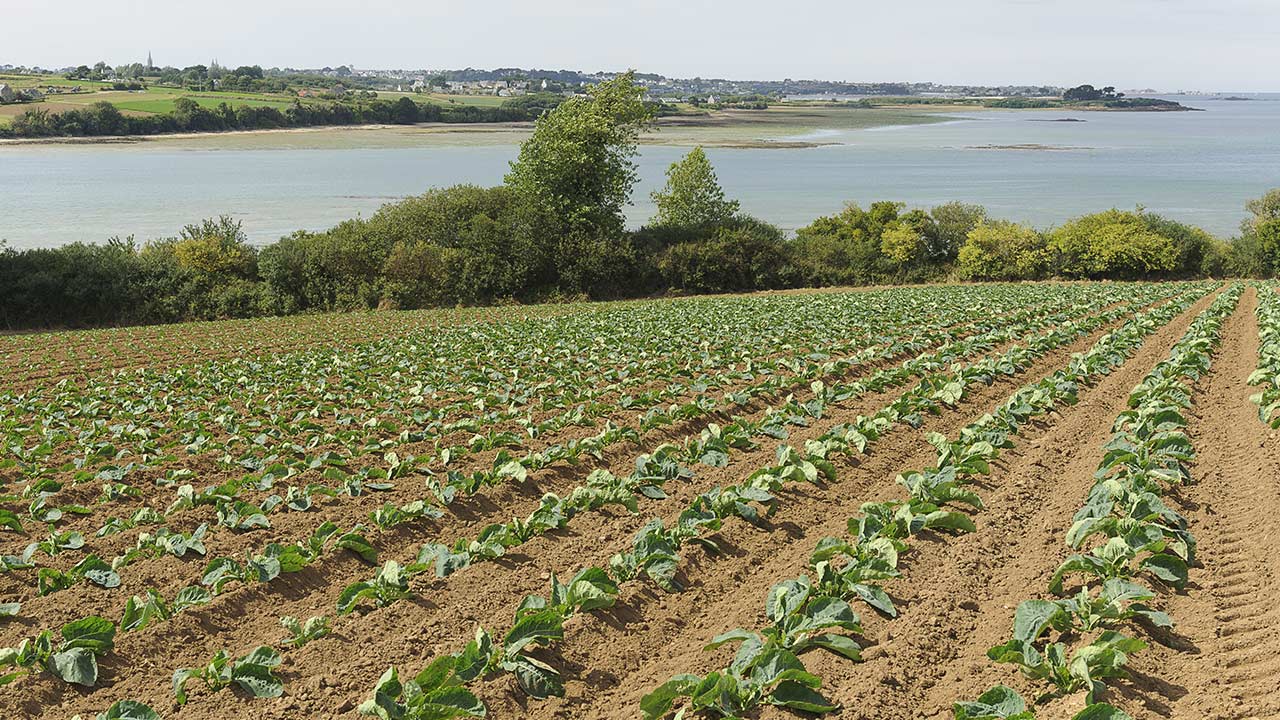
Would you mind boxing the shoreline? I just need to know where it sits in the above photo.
[0,120,537,146]
[3,101,1193,149]
[850,101,1202,112]
[0,113,875,150]
[0,105,1018,149]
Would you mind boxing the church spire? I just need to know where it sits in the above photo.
[146,51,153,70]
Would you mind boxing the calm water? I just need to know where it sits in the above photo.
[2,95,1278,247]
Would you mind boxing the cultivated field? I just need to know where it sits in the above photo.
[1,282,1276,720]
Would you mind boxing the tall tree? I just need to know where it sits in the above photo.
[504,71,653,240]
[650,147,740,228]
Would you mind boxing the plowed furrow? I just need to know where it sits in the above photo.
[1155,287,1280,720]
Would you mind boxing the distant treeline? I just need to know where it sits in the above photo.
[0,93,568,139]
[854,96,1190,111]
[2,73,1278,331]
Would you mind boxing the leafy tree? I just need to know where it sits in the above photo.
[1229,190,1280,277]
[1140,213,1217,278]
[300,219,389,310]
[1062,85,1120,102]
[258,232,311,314]
[366,185,513,249]
[391,96,421,124]
[504,71,654,240]
[792,201,904,284]
[381,241,458,308]
[173,217,256,279]
[957,221,1048,280]
[1252,220,1280,275]
[650,147,740,228]
[499,93,564,118]
[9,108,55,136]
[880,224,925,268]
[1244,188,1280,229]
[929,202,987,260]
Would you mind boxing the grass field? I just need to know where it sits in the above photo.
[110,95,301,114]
[1,281,1275,720]
[0,73,115,91]
[0,74,311,122]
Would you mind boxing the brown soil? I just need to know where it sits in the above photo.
[538,287,1222,720]
[1126,285,1280,720]
[9,284,1269,720]
[104,291,1180,719]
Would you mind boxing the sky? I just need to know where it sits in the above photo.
[4,0,1277,90]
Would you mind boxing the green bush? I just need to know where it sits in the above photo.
[1140,213,1217,278]
[880,223,925,268]
[929,201,987,261]
[659,220,792,293]
[957,221,1049,281]
[381,241,458,309]
[792,201,908,285]
[1255,220,1280,276]
[1048,209,1178,279]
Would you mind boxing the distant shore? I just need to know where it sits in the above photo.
[0,99,1197,151]
[0,107,945,149]
[0,121,535,146]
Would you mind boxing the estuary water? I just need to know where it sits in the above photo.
[1,95,1277,247]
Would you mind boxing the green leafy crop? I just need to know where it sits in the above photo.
[173,645,283,704]
[0,616,116,687]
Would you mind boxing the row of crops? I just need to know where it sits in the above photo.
[0,305,528,389]
[952,285,1243,720]
[0,282,1243,718]
[640,285,1222,719]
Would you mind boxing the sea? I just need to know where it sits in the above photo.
[2,94,1277,247]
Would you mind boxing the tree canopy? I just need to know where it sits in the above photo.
[650,147,740,228]
[504,71,654,240]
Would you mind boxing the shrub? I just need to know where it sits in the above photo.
[957,221,1049,281]
[1048,210,1178,279]
[929,202,988,261]
[659,220,791,293]
[792,201,907,285]
[1140,213,1217,278]
[880,224,925,267]
[382,241,458,308]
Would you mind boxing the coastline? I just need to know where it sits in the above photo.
[0,106,965,149]
[0,101,1192,150]
[0,120,537,147]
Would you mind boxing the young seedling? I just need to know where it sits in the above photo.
[281,615,330,648]
[173,645,283,704]
[0,616,116,686]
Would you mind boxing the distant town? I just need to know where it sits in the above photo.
[0,55,1201,141]
[0,58,1090,102]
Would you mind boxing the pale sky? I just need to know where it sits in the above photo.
[4,0,1277,90]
